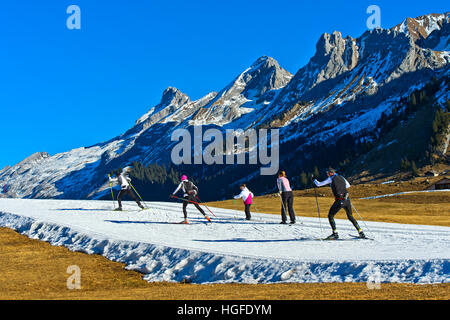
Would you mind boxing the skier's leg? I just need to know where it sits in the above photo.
[328,201,341,231]
[117,190,125,209]
[344,200,362,232]
[287,192,296,223]
[182,200,188,219]
[128,189,144,208]
[280,192,288,222]
[194,202,206,216]
[245,204,251,220]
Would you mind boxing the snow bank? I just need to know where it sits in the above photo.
[360,189,450,200]
[0,199,449,284]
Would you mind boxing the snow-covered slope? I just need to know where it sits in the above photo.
[0,199,448,284]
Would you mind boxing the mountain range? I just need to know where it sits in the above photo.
[1,12,449,201]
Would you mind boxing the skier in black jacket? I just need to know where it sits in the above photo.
[172,175,211,224]
[314,168,366,240]
[109,169,144,211]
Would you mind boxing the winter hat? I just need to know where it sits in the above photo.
[122,166,131,174]
[181,175,188,181]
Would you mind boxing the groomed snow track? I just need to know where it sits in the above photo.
[0,199,449,284]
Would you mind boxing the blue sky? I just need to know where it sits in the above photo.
[0,0,448,168]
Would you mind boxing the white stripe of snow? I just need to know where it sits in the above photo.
[360,189,450,200]
[0,199,448,284]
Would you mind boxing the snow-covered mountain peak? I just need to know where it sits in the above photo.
[133,87,191,130]
[250,55,279,69]
[189,56,293,126]
[17,152,50,166]
[160,87,190,107]
[240,56,293,94]
[393,12,449,41]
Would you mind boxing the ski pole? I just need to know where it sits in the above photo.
[232,198,238,219]
[170,195,217,218]
[253,199,258,212]
[279,193,288,220]
[107,174,116,209]
[350,200,371,235]
[196,196,217,218]
[312,175,323,235]
[170,195,215,221]
[170,195,213,212]
[130,183,149,209]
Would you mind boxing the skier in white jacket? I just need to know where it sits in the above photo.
[109,169,144,211]
[234,184,254,220]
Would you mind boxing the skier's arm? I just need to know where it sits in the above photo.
[192,184,199,195]
[276,178,282,193]
[234,191,244,199]
[109,176,118,183]
[172,182,182,195]
[344,178,351,189]
[314,176,332,187]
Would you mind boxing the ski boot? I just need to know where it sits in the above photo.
[114,207,122,211]
[280,221,287,225]
[289,221,296,225]
[358,230,367,239]
[179,219,189,224]
[324,232,339,240]
[139,205,145,210]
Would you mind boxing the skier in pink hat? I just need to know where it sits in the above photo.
[172,175,211,224]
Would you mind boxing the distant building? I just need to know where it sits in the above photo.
[426,178,450,190]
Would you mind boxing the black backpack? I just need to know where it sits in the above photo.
[183,180,197,195]
[331,175,348,198]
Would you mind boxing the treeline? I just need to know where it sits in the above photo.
[430,104,449,157]
[376,76,449,174]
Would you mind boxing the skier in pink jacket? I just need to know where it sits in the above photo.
[277,171,296,224]
[234,184,254,220]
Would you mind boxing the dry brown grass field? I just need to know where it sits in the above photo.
[0,179,449,300]
[0,227,448,300]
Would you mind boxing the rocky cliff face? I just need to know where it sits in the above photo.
[1,12,449,200]
[190,56,293,126]
[257,13,449,131]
